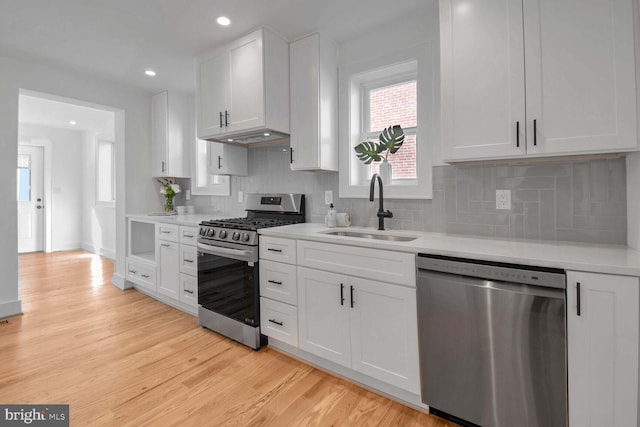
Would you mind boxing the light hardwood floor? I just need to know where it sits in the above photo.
[2,250,455,426]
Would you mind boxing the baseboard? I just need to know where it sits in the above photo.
[0,299,23,319]
[52,241,82,252]
[81,242,116,260]
[111,272,132,290]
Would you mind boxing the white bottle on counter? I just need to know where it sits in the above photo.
[327,203,337,228]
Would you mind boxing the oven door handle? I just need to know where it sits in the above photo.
[197,242,256,263]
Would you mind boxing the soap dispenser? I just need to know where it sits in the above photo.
[327,203,337,228]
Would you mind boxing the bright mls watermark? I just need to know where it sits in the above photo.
[1,405,68,426]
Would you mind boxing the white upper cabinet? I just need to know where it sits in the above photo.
[289,33,338,171]
[441,0,638,162]
[440,0,526,161]
[151,91,191,177]
[207,141,247,176]
[196,28,290,142]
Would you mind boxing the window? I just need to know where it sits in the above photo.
[96,139,115,205]
[339,44,434,199]
[17,154,31,201]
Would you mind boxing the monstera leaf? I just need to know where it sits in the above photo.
[353,125,405,164]
[354,140,383,164]
[379,125,405,154]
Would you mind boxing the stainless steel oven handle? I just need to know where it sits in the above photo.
[197,242,256,263]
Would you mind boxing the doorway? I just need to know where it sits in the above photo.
[17,145,44,253]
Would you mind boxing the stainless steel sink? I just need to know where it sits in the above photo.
[323,230,417,242]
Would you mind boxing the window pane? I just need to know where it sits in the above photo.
[369,80,417,132]
[97,141,114,202]
[370,134,417,180]
[17,167,31,201]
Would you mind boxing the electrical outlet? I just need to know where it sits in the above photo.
[237,191,244,203]
[496,189,511,210]
[185,190,191,201]
[325,190,333,205]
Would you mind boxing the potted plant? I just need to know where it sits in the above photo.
[353,125,405,185]
[157,178,181,212]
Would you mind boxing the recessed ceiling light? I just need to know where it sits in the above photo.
[217,16,231,26]
[69,120,77,125]
[144,69,157,77]
[263,132,271,137]
[227,138,233,142]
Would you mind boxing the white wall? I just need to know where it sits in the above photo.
[82,130,116,259]
[19,124,84,251]
[0,51,155,318]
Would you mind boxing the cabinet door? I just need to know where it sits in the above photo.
[179,244,197,276]
[157,240,180,299]
[297,267,351,367]
[197,50,227,139]
[151,91,168,176]
[567,271,639,427]
[440,0,526,161]
[179,273,198,307]
[523,0,637,156]
[207,141,247,176]
[349,277,420,394]
[226,29,265,133]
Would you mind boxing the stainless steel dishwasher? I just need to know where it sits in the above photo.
[416,254,567,427]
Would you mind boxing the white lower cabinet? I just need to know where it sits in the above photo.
[297,266,420,394]
[179,273,198,307]
[260,297,298,347]
[567,271,639,427]
[157,240,180,299]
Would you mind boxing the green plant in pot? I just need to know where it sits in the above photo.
[353,125,404,185]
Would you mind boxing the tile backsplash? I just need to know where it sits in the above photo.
[186,143,627,245]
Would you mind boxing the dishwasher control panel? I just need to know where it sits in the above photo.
[417,254,566,289]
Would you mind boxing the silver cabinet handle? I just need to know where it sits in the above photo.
[160,230,172,234]
[268,279,282,285]
[269,319,283,326]
[128,269,137,274]
[184,259,194,263]
[184,289,194,294]
[161,243,171,247]
[267,248,282,253]
[183,234,194,238]
[141,274,150,278]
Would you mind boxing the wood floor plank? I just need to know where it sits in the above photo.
[0,250,456,426]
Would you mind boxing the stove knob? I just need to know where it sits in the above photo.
[206,229,215,237]
[218,230,227,239]
[232,231,241,241]
[241,233,250,242]
[199,227,206,236]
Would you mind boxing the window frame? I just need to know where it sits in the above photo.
[95,138,115,207]
[339,43,434,199]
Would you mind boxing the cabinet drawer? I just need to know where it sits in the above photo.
[157,223,179,242]
[179,273,198,307]
[297,240,415,287]
[179,245,198,276]
[126,258,156,290]
[260,237,296,264]
[259,260,297,305]
[180,226,199,246]
[260,297,298,347]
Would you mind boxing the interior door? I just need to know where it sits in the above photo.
[17,145,44,253]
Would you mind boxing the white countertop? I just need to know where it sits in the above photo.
[259,223,640,277]
[127,213,236,227]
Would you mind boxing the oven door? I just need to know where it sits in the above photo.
[197,242,260,327]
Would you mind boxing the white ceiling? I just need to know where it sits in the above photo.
[0,0,434,93]
[19,94,115,134]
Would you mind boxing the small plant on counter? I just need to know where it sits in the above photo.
[353,125,405,164]
[157,178,181,212]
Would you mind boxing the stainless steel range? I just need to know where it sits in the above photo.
[197,193,305,349]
